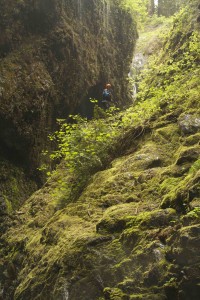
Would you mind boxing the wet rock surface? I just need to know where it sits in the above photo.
[178,114,200,135]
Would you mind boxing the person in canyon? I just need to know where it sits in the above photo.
[102,83,113,109]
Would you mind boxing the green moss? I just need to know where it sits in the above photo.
[120,228,143,250]
[103,287,129,300]
[175,145,200,166]
[183,133,200,146]
[0,159,38,210]
[153,124,180,144]
[161,167,200,211]
[5,196,13,214]
[160,177,182,195]
[96,203,138,234]
[189,159,200,175]
[127,208,177,229]
[130,293,166,299]
[181,207,200,225]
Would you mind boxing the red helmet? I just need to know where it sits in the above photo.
[106,83,111,88]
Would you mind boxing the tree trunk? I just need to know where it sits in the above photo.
[158,0,179,17]
[148,0,155,16]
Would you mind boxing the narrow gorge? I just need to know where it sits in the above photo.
[0,0,137,208]
[0,0,200,300]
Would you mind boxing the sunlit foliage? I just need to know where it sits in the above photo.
[121,0,149,28]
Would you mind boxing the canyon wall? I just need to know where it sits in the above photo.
[0,0,137,207]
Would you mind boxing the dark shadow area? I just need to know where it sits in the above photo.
[0,116,30,167]
[0,115,44,185]
[75,82,104,119]
[22,0,56,35]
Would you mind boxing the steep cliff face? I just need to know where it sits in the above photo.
[0,0,137,206]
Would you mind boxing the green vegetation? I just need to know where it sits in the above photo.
[189,159,200,174]
[136,24,200,112]
[42,98,162,206]
[48,108,120,175]
[40,106,121,205]
[43,2,199,210]
[1,1,200,299]
[121,0,186,29]
[121,0,149,28]
[135,15,174,54]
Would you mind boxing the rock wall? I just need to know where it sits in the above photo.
[0,0,137,206]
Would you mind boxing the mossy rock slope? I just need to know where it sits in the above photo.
[0,0,200,299]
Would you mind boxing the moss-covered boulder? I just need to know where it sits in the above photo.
[178,114,200,135]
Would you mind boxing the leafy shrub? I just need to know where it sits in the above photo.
[49,111,119,175]
[41,105,122,205]
[121,0,149,28]
[41,97,161,206]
